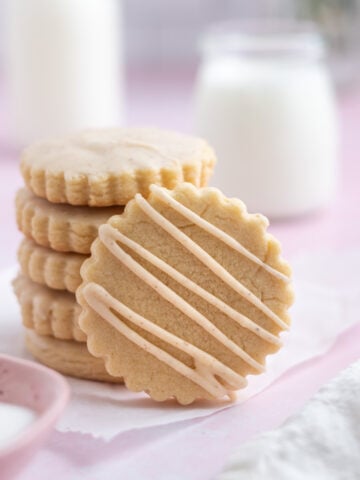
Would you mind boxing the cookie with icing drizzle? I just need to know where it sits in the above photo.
[77,183,294,404]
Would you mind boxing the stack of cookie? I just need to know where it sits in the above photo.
[13,127,216,382]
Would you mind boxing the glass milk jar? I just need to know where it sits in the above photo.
[5,0,123,147]
[194,21,339,218]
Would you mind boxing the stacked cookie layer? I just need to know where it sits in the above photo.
[14,127,216,382]
[14,189,125,381]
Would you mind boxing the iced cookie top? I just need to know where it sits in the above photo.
[77,183,294,404]
[20,128,216,206]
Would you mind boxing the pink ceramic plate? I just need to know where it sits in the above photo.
[0,354,70,479]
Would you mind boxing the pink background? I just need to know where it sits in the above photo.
[1,73,359,478]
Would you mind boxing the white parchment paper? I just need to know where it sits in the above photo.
[1,250,359,440]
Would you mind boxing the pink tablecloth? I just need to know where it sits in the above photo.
[0,73,359,479]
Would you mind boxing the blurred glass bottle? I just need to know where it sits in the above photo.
[5,0,123,146]
[194,21,339,219]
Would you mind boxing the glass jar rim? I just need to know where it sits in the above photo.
[200,19,325,59]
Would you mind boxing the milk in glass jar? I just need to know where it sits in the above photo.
[5,0,123,146]
[194,21,339,218]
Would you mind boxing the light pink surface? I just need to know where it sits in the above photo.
[0,355,69,480]
[0,72,359,479]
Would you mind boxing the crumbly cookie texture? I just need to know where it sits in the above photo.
[16,188,123,253]
[18,237,86,293]
[77,183,294,404]
[20,128,216,207]
[25,330,123,383]
[13,274,85,342]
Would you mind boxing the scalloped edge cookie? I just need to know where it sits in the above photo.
[20,128,216,206]
[13,274,85,342]
[16,188,123,253]
[77,183,294,404]
[25,330,123,383]
[18,237,86,293]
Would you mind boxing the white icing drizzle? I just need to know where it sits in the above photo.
[135,194,289,331]
[149,185,289,283]
[83,283,246,400]
[100,223,280,347]
[99,224,265,372]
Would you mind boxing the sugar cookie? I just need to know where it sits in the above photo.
[77,183,293,404]
[25,330,122,383]
[21,128,216,207]
[16,188,122,253]
[18,237,85,293]
[13,274,85,342]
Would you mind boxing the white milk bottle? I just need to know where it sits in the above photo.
[194,21,339,218]
[5,0,123,146]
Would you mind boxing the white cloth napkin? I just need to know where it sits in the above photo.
[1,249,359,440]
[218,359,360,480]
